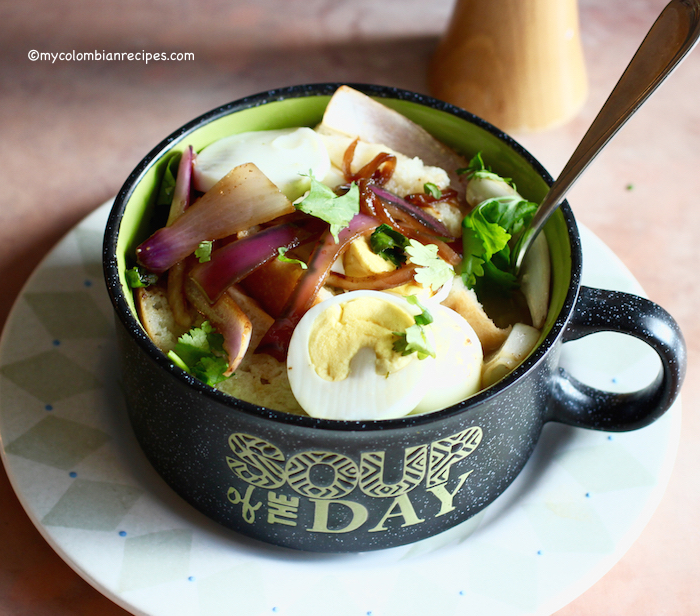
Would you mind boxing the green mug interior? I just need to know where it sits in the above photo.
[113,89,573,362]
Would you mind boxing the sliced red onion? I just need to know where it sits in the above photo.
[369,185,455,240]
[167,146,195,226]
[256,213,378,361]
[165,147,195,326]
[367,185,461,266]
[184,278,252,375]
[190,220,324,303]
[137,163,295,273]
[404,187,459,208]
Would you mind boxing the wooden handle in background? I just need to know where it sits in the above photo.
[430,0,588,133]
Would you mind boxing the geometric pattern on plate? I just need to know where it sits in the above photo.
[5,415,109,469]
[41,478,142,530]
[523,491,615,553]
[24,291,111,339]
[0,349,101,403]
[118,529,193,592]
[555,443,657,493]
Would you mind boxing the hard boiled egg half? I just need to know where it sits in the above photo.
[287,289,483,421]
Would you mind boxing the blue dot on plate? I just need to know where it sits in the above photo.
[537,550,543,555]
[45,404,53,411]
[188,576,195,582]
[586,492,591,498]
[52,339,61,346]
[119,530,127,537]
[69,471,77,478]
[608,435,614,441]
[84,279,93,287]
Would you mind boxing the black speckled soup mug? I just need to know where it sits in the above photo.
[103,84,687,552]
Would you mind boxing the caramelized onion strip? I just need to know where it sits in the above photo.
[369,185,455,240]
[184,278,252,376]
[256,213,378,361]
[326,265,417,291]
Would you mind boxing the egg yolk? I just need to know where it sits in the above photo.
[308,296,415,381]
[342,236,426,298]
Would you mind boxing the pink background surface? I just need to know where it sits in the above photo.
[1,0,698,613]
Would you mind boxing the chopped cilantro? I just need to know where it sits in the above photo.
[406,295,434,326]
[393,296,435,360]
[277,247,308,269]
[369,224,409,267]
[168,321,230,386]
[193,355,231,386]
[424,182,442,199]
[296,172,360,242]
[195,240,213,263]
[126,266,158,288]
[406,240,454,292]
[457,152,515,187]
[461,195,538,290]
[393,324,435,360]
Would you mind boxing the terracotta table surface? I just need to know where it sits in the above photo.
[1,0,698,614]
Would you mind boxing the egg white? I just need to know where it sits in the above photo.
[411,303,483,414]
[287,290,435,421]
[287,288,484,421]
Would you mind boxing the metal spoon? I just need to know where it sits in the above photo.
[513,0,700,273]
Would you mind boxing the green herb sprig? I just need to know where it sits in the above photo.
[167,321,230,386]
[393,296,436,360]
[296,172,360,242]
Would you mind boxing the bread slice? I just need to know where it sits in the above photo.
[135,281,304,415]
[441,276,511,353]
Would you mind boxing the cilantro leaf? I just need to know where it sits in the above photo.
[195,240,213,263]
[456,152,487,180]
[393,324,435,360]
[392,295,436,360]
[457,152,515,187]
[405,240,454,291]
[126,266,158,288]
[191,355,230,386]
[461,195,538,290]
[296,173,360,242]
[169,321,230,386]
[369,224,409,267]
[407,295,433,325]
[424,182,442,199]
[478,196,537,235]
[277,247,308,269]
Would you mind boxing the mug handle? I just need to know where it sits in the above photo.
[548,286,687,431]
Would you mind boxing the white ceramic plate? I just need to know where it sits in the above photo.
[0,202,680,616]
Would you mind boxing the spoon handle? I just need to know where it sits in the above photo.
[514,0,700,272]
